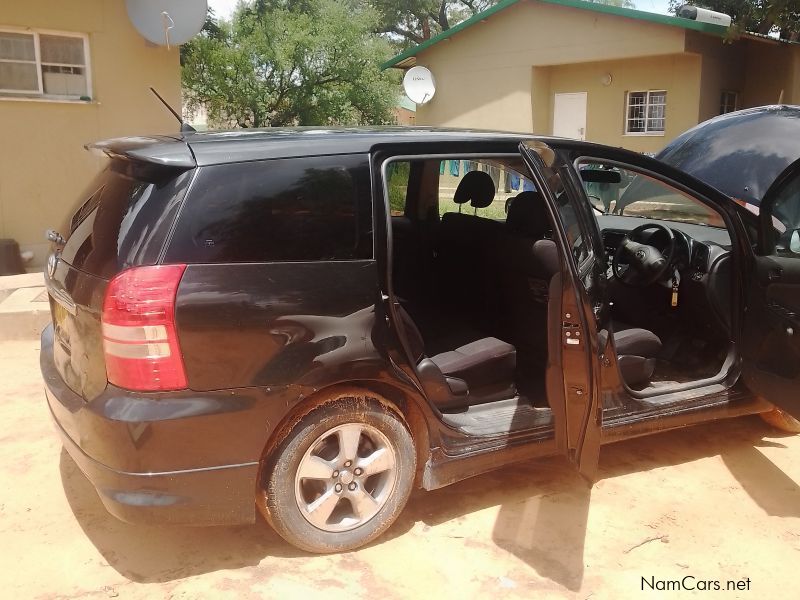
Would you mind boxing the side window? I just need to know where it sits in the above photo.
[437,159,535,221]
[770,169,800,258]
[552,167,592,268]
[385,161,410,217]
[166,154,372,263]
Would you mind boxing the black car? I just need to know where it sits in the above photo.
[41,126,800,553]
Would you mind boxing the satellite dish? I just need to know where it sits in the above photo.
[126,0,208,48]
[403,66,436,105]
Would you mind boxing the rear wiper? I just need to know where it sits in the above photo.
[46,229,66,247]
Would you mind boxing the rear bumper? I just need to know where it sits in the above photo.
[41,325,259,525]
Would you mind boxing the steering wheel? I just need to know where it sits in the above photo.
[612,223,675,287]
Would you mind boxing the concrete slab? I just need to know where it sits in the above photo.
[0,286,50,341]
[0,272,44,291]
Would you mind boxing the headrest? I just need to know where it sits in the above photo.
[506,191,550,239]
[453,170,495,209]
[532,239,560,276]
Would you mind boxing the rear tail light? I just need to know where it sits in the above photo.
[101,264,188,391]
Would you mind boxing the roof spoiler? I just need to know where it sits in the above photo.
[85,136,196,169]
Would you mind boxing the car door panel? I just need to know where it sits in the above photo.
[518,141,601,477]
[742,158,800,417]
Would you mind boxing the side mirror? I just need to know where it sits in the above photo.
[777,229,800,255]
[580,169,622,184]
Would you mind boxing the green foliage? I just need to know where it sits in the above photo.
[668,0,799,41]
[586,0,636,7]
[369,1,497,47]
[182,0,400,128]
[386,161,410,214]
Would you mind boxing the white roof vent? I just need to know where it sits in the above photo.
[677,5,732,28]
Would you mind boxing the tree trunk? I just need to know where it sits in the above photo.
[438,2,450,31]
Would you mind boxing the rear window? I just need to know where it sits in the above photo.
[60,160,192,278]
[165,154,373,263]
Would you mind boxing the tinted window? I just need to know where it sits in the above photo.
[166,155,372,263]
[60,160,192,278]
[553,168,591,268]
[385,161,410,217]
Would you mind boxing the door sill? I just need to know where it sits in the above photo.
[601,382,770,443]
[440,396,553,437]
[623,346,737,401]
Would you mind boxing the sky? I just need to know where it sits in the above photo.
[207,0,674,21]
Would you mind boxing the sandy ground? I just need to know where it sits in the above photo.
[1,338,798,599]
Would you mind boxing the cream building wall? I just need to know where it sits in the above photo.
[542,54,702,154]
[411,1,800,156]
[414,2,686,134]
[740,40,800,108]
[0,0,181,267]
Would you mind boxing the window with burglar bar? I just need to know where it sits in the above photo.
[625,90,666,135]
[0,29,90,99]
[720,90,739,115]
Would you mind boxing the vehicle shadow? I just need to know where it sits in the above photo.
[395,414,799,592]
[60,415,798,586]
[59,449,301,582]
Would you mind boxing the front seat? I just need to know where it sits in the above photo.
[490,191,559,367]
[612,322,662,386]
[396,304,517,409]
[505,190,552,239]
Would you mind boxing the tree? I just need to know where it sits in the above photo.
[181,0,400,128]
[668,0,800,41]
[587,0,635,7]
[370,0,497,47]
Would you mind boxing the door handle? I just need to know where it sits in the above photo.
[767,268,783,282]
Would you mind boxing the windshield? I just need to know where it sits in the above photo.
[578,161,725,228]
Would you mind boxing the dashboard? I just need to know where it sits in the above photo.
[596,215,733,334]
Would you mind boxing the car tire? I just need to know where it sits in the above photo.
[760,407,800,434]
[258,393,416,553]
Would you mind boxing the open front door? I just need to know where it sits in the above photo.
[519,141,603,478]
[742,158,800,418]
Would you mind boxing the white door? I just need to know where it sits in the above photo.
[553,92,587,140]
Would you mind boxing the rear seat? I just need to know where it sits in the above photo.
[436,170,503,326]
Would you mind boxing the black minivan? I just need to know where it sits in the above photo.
[42,126,800,553]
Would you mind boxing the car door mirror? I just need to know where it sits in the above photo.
[776,229,800,256]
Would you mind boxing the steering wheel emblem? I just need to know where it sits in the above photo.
[635,249,647,261]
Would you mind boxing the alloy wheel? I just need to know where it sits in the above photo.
[294,422,398,532]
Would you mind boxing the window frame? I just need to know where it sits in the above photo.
[720,90,739,115]
[380,154,534,226]
[573,156,727,230]
[624,90,667,137]
[0,26,91,101]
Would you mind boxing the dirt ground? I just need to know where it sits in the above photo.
[1,339,798,599]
